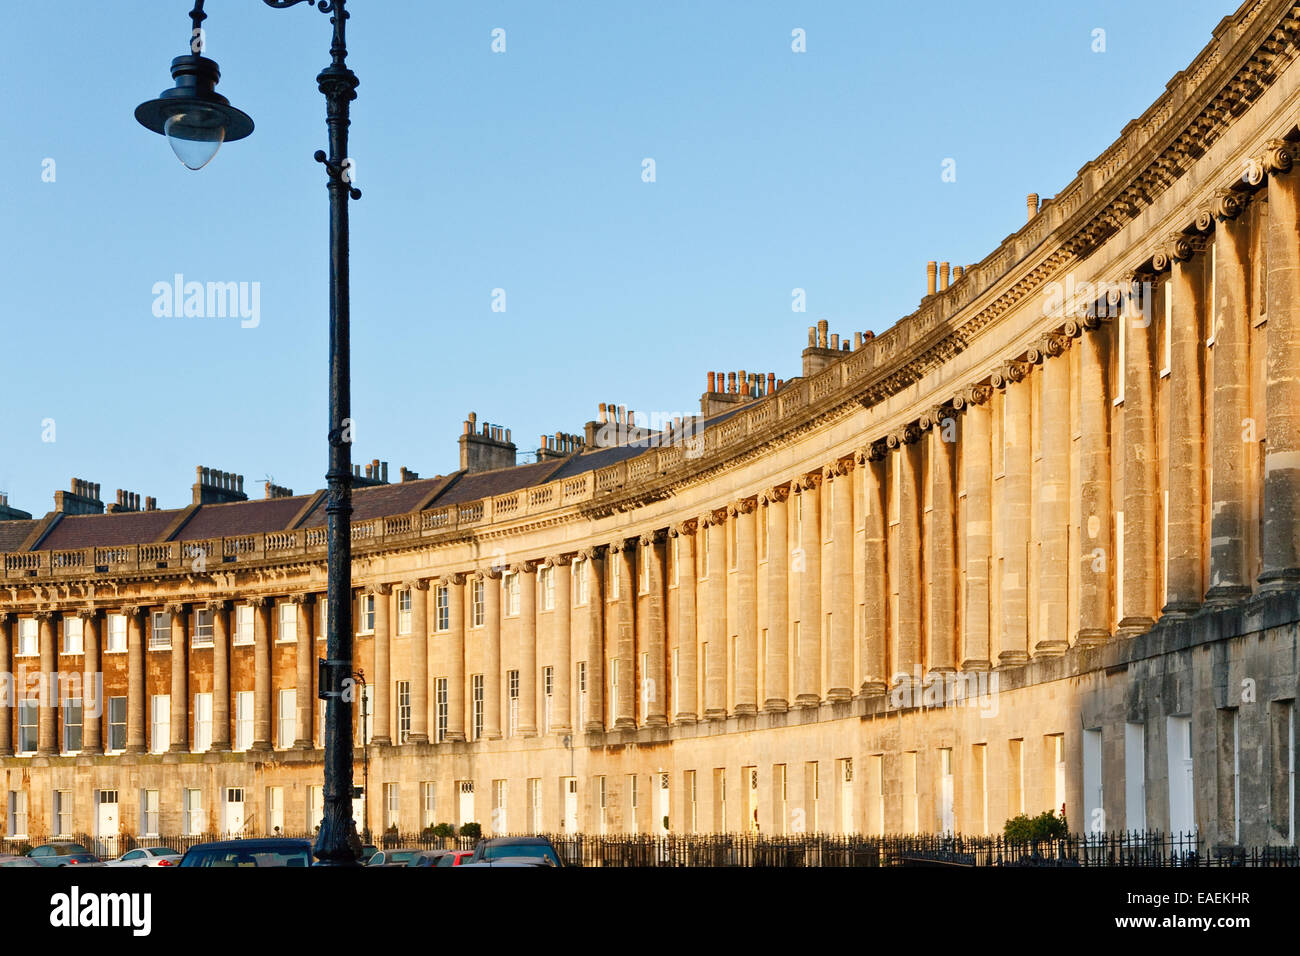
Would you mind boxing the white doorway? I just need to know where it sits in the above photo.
[458,781,475,827]
[656,772,672,835]
[939,750,954,834]
[562,777,578,832]
[96,790,119,856]
[840,759,856,834]
[223,788,245,835]
[1166,716,1196,836]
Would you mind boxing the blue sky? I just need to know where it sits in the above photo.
[0,0,1232,514]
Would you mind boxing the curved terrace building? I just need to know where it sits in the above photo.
[5,0,1300,847]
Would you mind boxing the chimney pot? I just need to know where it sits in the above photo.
[926,261,938,296]
[939,261,950,291]
[1027,192,1040,221]
[817,319,828,349]
[953,265,965,282]
[599,402,607,423]
[808,326,816,347]
[830,333,839,350]
[707,371,716,393]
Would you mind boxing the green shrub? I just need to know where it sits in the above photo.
[459,822,482,840]
[430,822,455,839]
[1003,809,1068,842]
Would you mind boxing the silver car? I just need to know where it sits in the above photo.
[103,846,183,868]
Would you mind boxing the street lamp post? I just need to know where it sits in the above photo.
[136,0,363,866]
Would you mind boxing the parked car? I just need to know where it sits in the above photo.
[178,838,313,868]
[435,850,475,867]
[358,844,378,864]
[26,843,102,867]
[366,848,426,867]
[0,854,41,868]
[465,837,565,867]
[104,846,183,868]
[405,850,450,867]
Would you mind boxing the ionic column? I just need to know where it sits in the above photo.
[371,584,394,745]
[893,429,922,681]
[1162,235,1208,613]
[37,610,57,755]
[703,512,729,718]
[732,500,760,713]
[760,488,791,710]
[167,603,189,752]
[447,574,469,742]
[824,464,854,698]
[669,525,698,723]
[858,447,889,693]
[636,536,667,726]
[512,562,533,739]
[794,473,822,707]
[998,363,1031,663]
[252,596,273,750]
[1119,278,1159,634]
[293,593,315,748]
[0,613,11,756]
[551,556,574,733]
[125,606,146,754]
[581,548,606,732]
[1077,316,1114,643]
[923,408,957,671]
[1261,144,1300,588]
[1205,192,1253,600]
[1036,333,1072,652]
[80,609,102,754]
[959,387,993,667]
[609,540,636,730]
[210,600,231,750]
[406,581,429,744]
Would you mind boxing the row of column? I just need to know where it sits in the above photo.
[0,598,314,757]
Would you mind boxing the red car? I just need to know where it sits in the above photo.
[436,850,474,868]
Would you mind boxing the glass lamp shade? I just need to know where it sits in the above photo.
[164,108,227,170]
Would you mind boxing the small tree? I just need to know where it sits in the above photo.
[459,821,482,840]
[430,822,455,839]
[1003,809,1067,843]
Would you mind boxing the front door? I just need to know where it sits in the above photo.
[458,781,475,826]
[563,777,578,832]
[224,788,245,835]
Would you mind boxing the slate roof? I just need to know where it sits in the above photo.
[39,510,181,551]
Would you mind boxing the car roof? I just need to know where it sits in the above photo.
[185,839,311,851]
[480,837,550,845]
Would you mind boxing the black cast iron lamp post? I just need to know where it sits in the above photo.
[135,0,363,867]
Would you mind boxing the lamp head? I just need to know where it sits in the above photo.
[135,54,253,169]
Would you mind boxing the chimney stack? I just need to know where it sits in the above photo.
[939,262,950,291]
[926,261,938,296]
[265,481,295,499]
[459,411,518,473]
[1027,192,1040,221]
[192,466,249,506]
[55,478,105,516]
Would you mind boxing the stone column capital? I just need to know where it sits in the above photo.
[759,483,791,505]
[290,592,317,606]
[636,530,666,547]
[728,497,758,517]
[33,609,54,623]
[508,560,537,576]
[76,607,100,621]
[670,518,698,537]
[576,545,605,562]
[472,567,502,581]
[164,602,188,620]
[368,582,393,596]
[247,595,269,608]
[957,383,993,409]
[1263,138,1294,176]
[122,605,145,618]
[542,553,574,568]
[856,439,889,464]
[0,611,11,624]
[1211,186,1247,222]
[886,424,920,448]
[1028,332,1070,363]
[699,507,730,527]
[794,472,822,492]
[990,360,1030,388]
[918,405,952,430]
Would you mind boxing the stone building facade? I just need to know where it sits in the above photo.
[3,0,1300,848]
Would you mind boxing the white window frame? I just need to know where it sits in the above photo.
[16,618,37,657]
[472,675,485,741]
[540,565,555,611]
[266,785,285,834]
[193,692,212,753]
[7,790,28,839]
[435,585,450,633]
[508,669,520,738]
[357,593,376,635]
[105,613,127,654]
[234,691,253,752]
[17,700,37,755]
[277,603,297,644]
[53,789,72,837]
[471,579,485,628]
[277,688,296,749]
[435,678,448,743]
[149,611,171,650]
[62,698,82,754]
[140,789,160,837]
[233,605,255,646]
[398,588,413,635]
[193,608,214,647]
[503,573,520,617]
[543,666,554,736]
[150,695,170,754]
[384,782,399,831]
[396,680,411,744]
[62,616,84,655]
[183,788,205,836]
[421,782,436,828]
[107,696,127,753]
[575,558,589,606]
